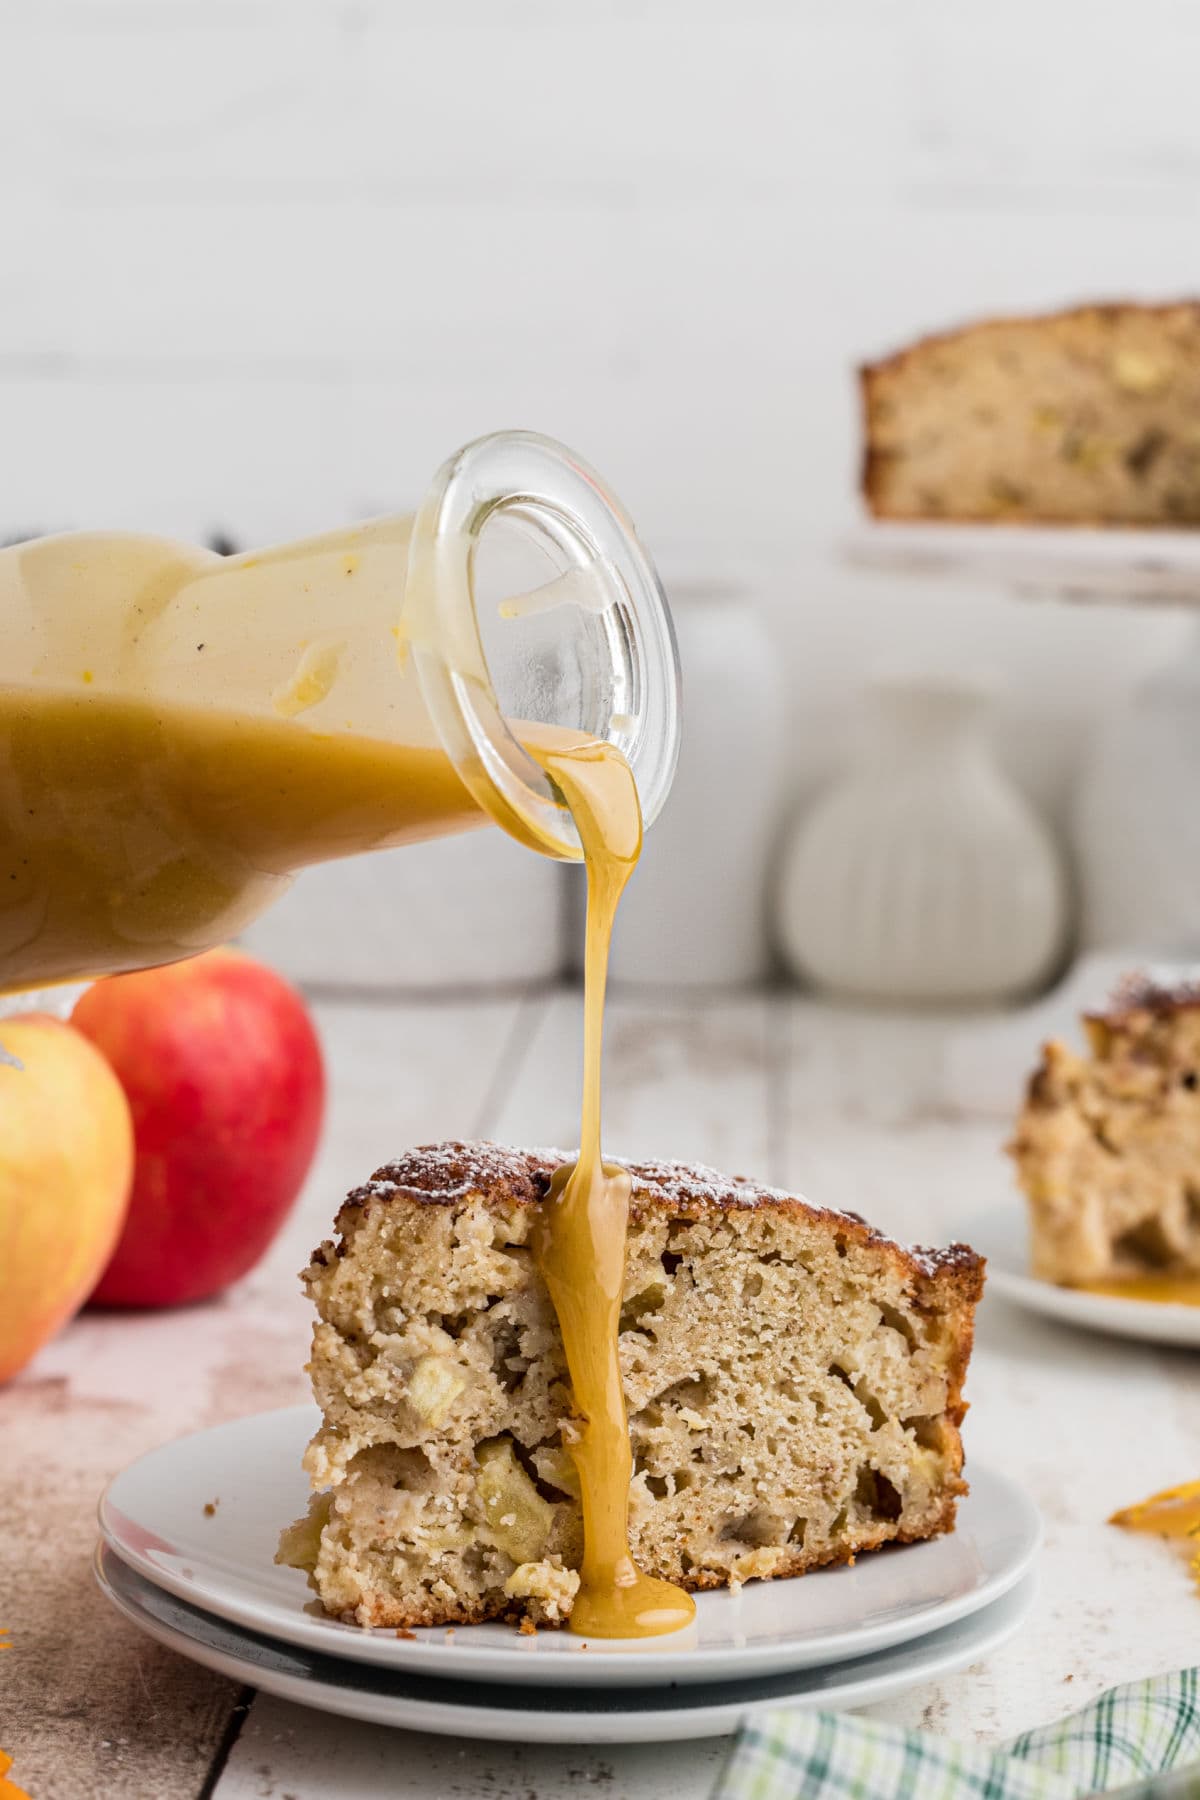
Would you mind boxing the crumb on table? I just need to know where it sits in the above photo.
[203,1501,218,1517]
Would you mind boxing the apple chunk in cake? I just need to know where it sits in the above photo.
[278,1142,983,1628]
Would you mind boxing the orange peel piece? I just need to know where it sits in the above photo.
[0,1748,32,1800]
[1110,1480,1200,1540]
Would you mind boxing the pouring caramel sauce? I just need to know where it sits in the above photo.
[0,529,693,1637]
[529,734,695,1638]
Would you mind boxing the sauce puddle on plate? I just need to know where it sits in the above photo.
[1073,1276,1200,1306]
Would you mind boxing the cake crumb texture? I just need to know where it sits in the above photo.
[280,1142,983,1628]
[862,300,1200,526]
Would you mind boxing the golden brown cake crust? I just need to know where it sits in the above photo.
[1012,973,1200,1283]
[289,1142,983,1630]
[1085,968,1200,1023]
[860,299,1200,527]
[330,1140,983,1291]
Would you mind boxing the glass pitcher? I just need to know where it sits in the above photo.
[0,431,680,996]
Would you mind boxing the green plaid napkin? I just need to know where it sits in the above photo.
[714,1671,1200,1800]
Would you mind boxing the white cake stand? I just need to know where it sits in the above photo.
[841,520,1200,607]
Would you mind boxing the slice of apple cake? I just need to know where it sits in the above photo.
[278,1142,983,1629]
[861,300,1200,525]
[1012,971,1200,1286]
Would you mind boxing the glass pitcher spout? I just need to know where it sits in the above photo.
[405,431,679,859]
[0,431,681,993]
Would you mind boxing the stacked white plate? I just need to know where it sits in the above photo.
[96,1405,1041,1745]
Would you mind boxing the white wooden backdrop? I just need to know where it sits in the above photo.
[5,1,1198,741]
[4,0,1200,976]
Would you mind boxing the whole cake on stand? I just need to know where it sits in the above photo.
[845,299,1200,967]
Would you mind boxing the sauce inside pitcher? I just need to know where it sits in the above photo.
[0,440,692,1638]
[0,682,492,992]
[0,519,594,992]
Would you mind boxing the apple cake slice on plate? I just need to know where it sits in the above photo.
[278,1142,983,1628]
[1012,971,1200,1287]
[861,300,1200,525]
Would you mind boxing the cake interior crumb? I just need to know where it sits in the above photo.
[276,1142,982,1631]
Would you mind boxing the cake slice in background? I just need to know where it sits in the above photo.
[861,301,1200,526]
[1011,973,1200,1286]
[278,1141,983,1629]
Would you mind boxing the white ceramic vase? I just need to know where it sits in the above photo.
[1071,617,1200,954]
[775,678,1069,1005]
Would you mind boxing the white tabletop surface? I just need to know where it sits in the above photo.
[4,986,1198,1799]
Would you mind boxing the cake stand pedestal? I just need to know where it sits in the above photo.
[841,519,1200,962]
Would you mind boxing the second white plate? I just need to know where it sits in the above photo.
[95,1543,1038,1745]
[970,1206,1200,1348]
[99,1403,1040,1688]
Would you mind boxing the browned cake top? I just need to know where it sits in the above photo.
[1086,968,1200,1024]
[337,1140,982,1286]
[859,300,1200,529]
[862,299,1200,383]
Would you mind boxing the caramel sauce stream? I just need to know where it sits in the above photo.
[529,735,695,1638]
[0,530,693,1637]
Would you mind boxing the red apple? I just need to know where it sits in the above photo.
[73,948,325,1307]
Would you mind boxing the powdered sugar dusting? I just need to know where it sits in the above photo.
[616,1153,844,1216]
[347,1142,566,1211]
[1090,966,1200,1021]
[340,1140,973,1278]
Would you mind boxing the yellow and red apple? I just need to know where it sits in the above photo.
[0,1014,134,1383]
[74,948,325,1308]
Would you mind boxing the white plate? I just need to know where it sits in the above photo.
[971,1206,1200,1347]
[98,1404,1040,1689]
[95,1543,1037,1745]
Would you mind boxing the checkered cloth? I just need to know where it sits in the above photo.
[714,1671,1200,1800]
